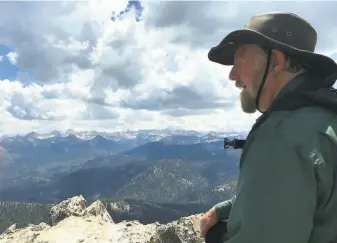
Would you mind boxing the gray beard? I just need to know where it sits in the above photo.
[240,88,257,113]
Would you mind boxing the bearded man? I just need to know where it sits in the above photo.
[199,12,337,243]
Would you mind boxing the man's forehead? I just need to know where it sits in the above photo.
[235,44,248,58]
[234,45,245,56]
[236,44,261,56]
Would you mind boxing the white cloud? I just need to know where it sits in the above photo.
[0,1,336,136]
[6,52,17,65]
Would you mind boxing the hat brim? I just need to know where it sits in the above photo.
[208,29,337,80]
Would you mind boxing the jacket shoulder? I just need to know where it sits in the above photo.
[271,106,337,143]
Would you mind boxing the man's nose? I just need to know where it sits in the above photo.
[228,66,237,81]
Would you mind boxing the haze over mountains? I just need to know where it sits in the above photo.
[0,129,242,233]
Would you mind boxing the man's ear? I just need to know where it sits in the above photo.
[269,50,286,74]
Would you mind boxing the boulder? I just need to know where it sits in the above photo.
[49,195,87,226]
[150,214,204,243]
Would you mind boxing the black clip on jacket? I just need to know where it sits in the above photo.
[224,138,246,149]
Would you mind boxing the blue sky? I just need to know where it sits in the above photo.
[112,0,143,21]
[0,44,18,80]
[0,44,35,86]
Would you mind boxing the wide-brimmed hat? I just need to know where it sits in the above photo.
[208,12,337,79]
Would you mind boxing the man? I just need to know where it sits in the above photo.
[199,12,337,243]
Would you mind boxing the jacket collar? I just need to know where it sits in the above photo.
[268,70,310,111]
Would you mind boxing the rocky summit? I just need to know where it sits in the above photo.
[0,195,205,243]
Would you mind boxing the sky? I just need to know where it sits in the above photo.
[0,1,337,136]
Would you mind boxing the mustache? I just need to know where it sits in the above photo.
[235,82,246,89]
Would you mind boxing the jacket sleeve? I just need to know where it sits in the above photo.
[225,129,319,243]
[214,197,235,221]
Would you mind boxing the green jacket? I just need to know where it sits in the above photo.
[214,71,337,243]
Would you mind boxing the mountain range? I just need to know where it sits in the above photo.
[0,129,243,233]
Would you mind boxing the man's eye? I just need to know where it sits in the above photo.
[234,58,244,65]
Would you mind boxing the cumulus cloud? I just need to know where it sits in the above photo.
[0,0,336,135]
[0,2,91,82]
[142,1,337,52]
[120,85,234,112]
